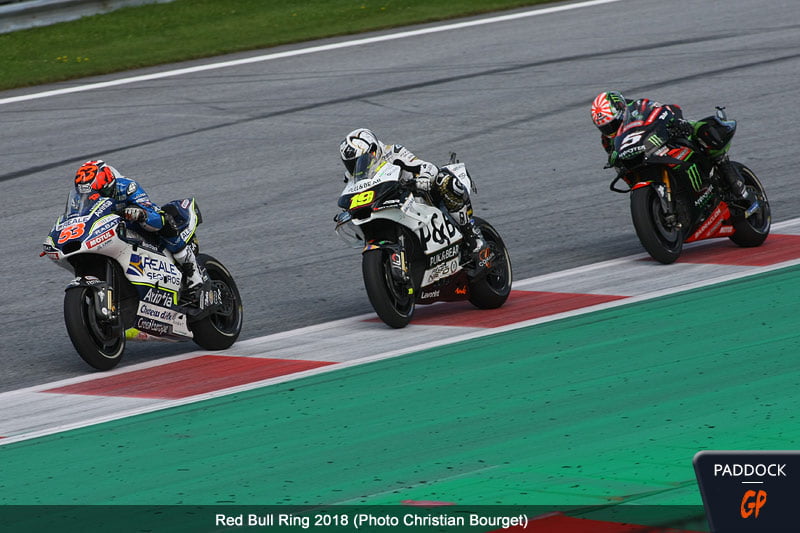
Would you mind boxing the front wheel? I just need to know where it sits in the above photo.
[630,185,683,264]
[362,249,414,328]
[64,286,125,370]
[729,163,771,247]
[190,254,243,350]
[469,217,512,309]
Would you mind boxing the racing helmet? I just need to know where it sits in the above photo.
[339,128,382,175]
[74,160,120,198]
[591,91,627,136]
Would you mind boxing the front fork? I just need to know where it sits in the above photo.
[67,261,120,327]
[649,170,681,230]
[364,236,411,286]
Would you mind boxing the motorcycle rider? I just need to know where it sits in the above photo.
[590,91,752,205]
[338,128,492,266]
[73,159,208,289]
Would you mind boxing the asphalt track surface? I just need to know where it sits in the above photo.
[1,0,799,391]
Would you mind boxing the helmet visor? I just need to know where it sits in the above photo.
[351,151,381,182]
[598,117,622,137]
[343,156,357,176]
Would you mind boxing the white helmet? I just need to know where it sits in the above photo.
[339,128,382,175]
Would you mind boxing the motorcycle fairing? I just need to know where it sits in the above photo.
[685,202,734,243]
[160,198,200,251]
[416,274,471,304]
[44,190,192,341]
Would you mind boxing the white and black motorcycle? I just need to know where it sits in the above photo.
[41,191,243,370]
[335,152,512,328]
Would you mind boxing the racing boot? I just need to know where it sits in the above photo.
[464,219,494,268]
[715,155,753,207]
[451,205,494,275]
[174,244,208,289]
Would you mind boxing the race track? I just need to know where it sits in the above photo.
[1,0,799,391]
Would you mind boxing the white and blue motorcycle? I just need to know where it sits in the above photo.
[42,191,243,370]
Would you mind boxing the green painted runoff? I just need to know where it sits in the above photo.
[2,265,799,530]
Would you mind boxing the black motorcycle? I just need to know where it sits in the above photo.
[608,106,770,263]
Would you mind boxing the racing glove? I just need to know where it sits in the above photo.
[414,176,431,192]
[668,118,694,139]
[123,206,147,222]
[399,174,430,193]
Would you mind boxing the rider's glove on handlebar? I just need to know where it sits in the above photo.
[123,207,147,222]
[668,119,694,139]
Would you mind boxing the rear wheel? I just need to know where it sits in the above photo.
[362,249,414,328]
[630,185,683,264]
[190,254,243,350]
[729,163,771,247]
[469,217,512,309]
[64,286,125,370]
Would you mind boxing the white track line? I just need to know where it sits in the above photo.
[0,0,626,106]
[2,218,798,445]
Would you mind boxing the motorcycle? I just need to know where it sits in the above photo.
[335,152,512,328]
[608,105,770,264]
[41,191,243,370]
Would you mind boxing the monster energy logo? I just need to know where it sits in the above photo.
[648,134,664,147]
[686,163,703,191]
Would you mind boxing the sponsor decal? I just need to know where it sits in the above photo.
[419,212,458,251]
[694,185,715,207]
[390,252,403,271]
[180,227,193,242]
[127,253,181,286]
[96,198,114,212]
[427,244,459,268]
[135,317,171,336]
[619,145,646,159]
[686,163,703,191]
[668,147,692,161]
[142,288,174,308]
[92,219,117,233]
[455,286,467,295]
[478,247,494,269]
[422,258,459,286]
[86,228,115,249]
[349,176,388,192]
[199,287,222,310]
[127,254,145,276]
[138,301,180,322]
[181,199,191,209]
[689,204,730,242]
[419,289,440,299]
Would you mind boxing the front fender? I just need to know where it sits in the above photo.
[66,276,115,321]
[66,275,107,290]
[631,181,672,215]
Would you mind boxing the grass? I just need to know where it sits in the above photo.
[0,0,557,91]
